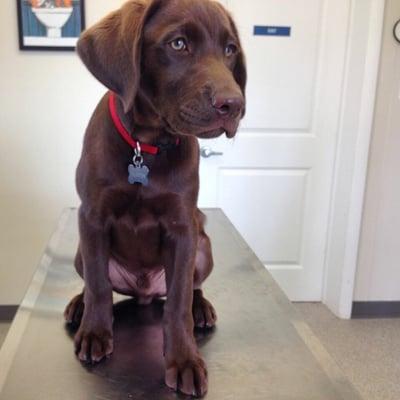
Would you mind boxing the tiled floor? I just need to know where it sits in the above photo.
[1,305,399,400]
[294,303,400,400]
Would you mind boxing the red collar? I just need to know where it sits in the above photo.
[108,92,178,155]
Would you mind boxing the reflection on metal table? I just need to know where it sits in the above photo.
[0,208,362,399]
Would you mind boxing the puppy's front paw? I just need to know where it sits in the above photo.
[165,354,208,397]
[74,323,113,364]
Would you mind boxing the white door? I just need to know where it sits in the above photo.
[199,0,351,301]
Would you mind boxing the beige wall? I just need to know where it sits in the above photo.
[354,0,400,301]
[0,0,124,304]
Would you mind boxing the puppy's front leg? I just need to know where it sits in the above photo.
[162,214,208,397]
[74,208,113,363]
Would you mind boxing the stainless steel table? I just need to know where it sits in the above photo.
[0,209,362,399]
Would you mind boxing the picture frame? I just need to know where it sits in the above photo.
[17,0,85,51]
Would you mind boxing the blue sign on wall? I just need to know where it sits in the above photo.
[254,26,291,37]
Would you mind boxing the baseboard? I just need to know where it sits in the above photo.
[352,301,400,318]
[0,305,18,322]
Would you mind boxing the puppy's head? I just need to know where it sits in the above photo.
[78,0,246,139]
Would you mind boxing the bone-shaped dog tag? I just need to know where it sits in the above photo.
[128,164,149,186]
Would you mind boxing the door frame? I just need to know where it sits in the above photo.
[322,0,385,318]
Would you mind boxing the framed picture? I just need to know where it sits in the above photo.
[17,0,85,51]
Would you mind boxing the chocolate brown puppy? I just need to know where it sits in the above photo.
[64,0,246,396]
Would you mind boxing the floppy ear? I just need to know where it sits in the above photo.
[228,16,247,97]
[77,0,163,113]
[214,4,247,100]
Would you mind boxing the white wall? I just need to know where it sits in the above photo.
[354,0,400,302]
[0,0,124,305]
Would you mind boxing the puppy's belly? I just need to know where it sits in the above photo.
[108,258,167,301]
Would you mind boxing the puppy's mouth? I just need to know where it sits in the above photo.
[164,111,239,139]
[196,128,226,139]
[195,121,238,139]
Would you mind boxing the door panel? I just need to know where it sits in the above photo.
[218,169,308,264]
[236,0,322,130]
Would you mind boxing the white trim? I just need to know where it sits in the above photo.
[24,36,78,47]
[323,0,385,318]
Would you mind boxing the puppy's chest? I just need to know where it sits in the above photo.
[114,202,159,233]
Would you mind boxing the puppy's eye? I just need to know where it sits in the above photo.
[170,38,187,51]
[225,43,237,57]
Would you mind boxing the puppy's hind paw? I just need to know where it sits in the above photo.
[192,290,217,329]
[64,292,84,327]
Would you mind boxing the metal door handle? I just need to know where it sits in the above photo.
[394,19,400,44]
[200,146,224,158]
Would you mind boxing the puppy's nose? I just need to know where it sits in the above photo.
[212,94,244,118]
